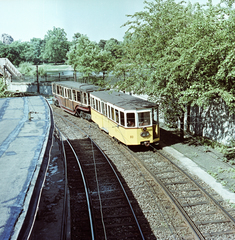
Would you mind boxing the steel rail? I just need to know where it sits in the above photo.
[59,131,95,240]
[54,112,145,240]
[153,145,235,228]
[55,126,71,240]
[123,145,204,240]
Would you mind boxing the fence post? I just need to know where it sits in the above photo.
[36,65,39,93]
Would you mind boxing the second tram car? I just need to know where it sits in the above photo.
[90,91,160,146]
[52,81,104,120]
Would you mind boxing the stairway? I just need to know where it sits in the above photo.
[0,58,22,79]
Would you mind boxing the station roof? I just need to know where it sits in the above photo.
[90,90,157,110]
[53,81,105,92]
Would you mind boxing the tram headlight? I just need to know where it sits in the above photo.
[140,131,150,137]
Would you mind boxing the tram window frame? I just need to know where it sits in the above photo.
[126,112,135,127]
[52,84,56,94]
[62,87,64,97]
[120,111,125,126]
[98,101,101,112]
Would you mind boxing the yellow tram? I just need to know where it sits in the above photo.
[90,91,160,146]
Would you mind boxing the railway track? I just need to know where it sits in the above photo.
[119,145,235,239]
[52,105,235,239]
[56,114,145,239]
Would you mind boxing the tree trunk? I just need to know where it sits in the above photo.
[179,110,185,140]
[186,104,190,133]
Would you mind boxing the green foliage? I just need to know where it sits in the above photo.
[67,35,114,78]
[42,27,69,63]
[111,0,235,137]
[18,62,47,77]
[0,78,10,98]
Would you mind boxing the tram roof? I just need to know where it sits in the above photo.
[90,91,157,110]
[53,81,105,92]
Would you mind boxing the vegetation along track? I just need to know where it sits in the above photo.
[52,105,235,239]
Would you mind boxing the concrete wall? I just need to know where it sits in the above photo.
[188,100,235,145]
[7,82,52,96]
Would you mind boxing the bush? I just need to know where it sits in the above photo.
[18,62,34,76]
[18,62,47,77]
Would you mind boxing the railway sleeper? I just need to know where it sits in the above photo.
[93,203,131,209]
[164,180,189,185]
[203,229,235,237]
[195,219,231,225]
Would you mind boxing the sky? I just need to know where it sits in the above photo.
[0,0,222,43]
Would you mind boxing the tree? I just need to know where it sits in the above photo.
[25,38,44,64]
[42,27,69,63]
[114,0,235,138]
[67,35,100,77]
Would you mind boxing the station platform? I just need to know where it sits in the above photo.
[0,96,53,240]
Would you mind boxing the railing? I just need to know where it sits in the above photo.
[0,58,22,78]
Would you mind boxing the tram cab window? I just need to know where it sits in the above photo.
[120,111,125,126]
[115,109,119,124]
[127,113,135,127]
[101,102,104,114]
[152,108,158,124]
[72,90,77,101]
[138,112,151,126]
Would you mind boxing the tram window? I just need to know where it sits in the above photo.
[91,98,94,108]
[84,93,87,104]
[62,87,64,97]
[111,107,115,121]
[101,102,104,114]
[98,101,101,112]
[72,90,77,101]
[127,113,135,127]
[64,88,67,97]
[95,100,98,110]
[77,92,81,102]
[88,94,90,105]
[108,106,110,118]
[57,86,59,94]
[68,89,72,99]
[152,108,158,124]
[104,103,107,116]
[120,111,124,126]
[115,109,119,123]
[138,112,150,126]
